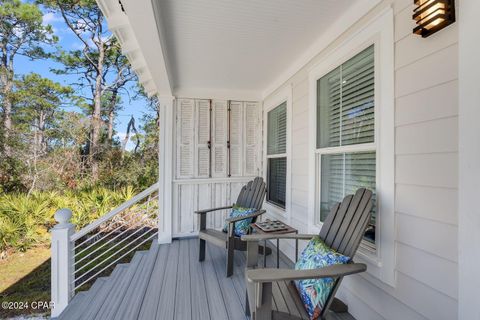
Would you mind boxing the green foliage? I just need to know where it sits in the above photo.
[14,73,74,111]
[0,186,137,255]
[0,0,57,61]
[0,0,159,260]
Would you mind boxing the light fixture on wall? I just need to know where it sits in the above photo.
[413,0,455,38]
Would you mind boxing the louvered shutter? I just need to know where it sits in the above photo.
[244,102,259,176]
[176,99,195,179]
[229,101,243,177]
[211,100,228,177]
[195,99,211,178]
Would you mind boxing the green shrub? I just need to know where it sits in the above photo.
[0,186,137,256]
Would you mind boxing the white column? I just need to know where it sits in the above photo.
[458,0,480,318]
[51,208,75,318]
[157,96,174,244]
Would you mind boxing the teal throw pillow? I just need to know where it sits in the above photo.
[294,236,350,319]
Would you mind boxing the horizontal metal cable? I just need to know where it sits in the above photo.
[74,227,157,282]
[73,212,152,266]
[71,183,159,242]
[73,198,158,258]
[73,230,158,291]
[74,193,158,250]
[74,205,143,251]
[74,217,156,274]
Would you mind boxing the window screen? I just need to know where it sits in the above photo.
[266,102,287,209]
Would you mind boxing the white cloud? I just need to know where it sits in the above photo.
[115,132,136,152]
[43,12,63,25]
[71,42,85,50]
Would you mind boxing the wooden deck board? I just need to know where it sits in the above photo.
[60,238,356,320]
[138,243,170,320]
[155,240,180,320]
[201,240,230,320]
[174,239,192,320]
[188,238,211,320]
[208,241,247,320]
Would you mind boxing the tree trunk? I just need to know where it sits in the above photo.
[107,89,118,142]
[0,63,13,156]
[38,110,46,155]
[90,46,105,181]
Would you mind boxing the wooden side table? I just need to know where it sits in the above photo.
[250,220,298,268]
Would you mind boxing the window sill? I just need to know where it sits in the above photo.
[264,202,287,221]
[311,221,394,286]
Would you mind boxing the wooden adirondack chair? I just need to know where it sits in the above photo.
[242,188,373,320]
[196,177,267,277]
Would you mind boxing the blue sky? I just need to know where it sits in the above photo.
[14,10,152,150]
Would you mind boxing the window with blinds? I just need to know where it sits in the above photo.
[316,45,377,246]
[267,102,287,209]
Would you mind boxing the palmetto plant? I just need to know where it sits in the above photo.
[0,186,137,258]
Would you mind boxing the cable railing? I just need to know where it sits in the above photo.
[50,182,160,317]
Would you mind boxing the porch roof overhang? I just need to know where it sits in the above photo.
[98,0,381,100]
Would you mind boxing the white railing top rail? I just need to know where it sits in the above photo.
[70,182,159,242]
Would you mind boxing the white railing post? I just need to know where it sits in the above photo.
[51,208,75,318]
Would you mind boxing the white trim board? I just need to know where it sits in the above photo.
[157,96,174,244]
[306,8,395,286]
[263,85,293,223]
[97,0,172,97]
[458,0,480,318]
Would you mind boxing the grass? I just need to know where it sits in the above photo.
[0,234,154,318]
[0,246,51,318]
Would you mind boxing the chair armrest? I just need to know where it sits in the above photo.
[246,263,367,283]
[195,205,233,215]
[241,233,317,242]
[225,210,266,223]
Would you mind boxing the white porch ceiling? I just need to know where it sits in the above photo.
[152,0,365,99]
[99,0,380,99]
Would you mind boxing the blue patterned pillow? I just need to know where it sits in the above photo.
[294,236,350,319]
[222,206,257,237]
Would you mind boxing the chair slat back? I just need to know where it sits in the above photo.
[235,177,266,210]
[319,188,373,257]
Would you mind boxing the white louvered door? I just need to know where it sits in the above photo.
[195,99,211,178]
[176,99,195,179]
[244,101,259,176]
[211,100,228,178]
[173,97,262,236]
[229,101,244,177]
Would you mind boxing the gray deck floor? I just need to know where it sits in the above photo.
[60,238,356,320]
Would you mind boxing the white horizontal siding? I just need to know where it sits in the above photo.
[395,80,458,126]
[395,117,458,155]
[395,184,457,225]
[396,153,458,188]
[396,213,458,262]
[261,0,459,319]
[396,243,458,299]
[395,44,458,98]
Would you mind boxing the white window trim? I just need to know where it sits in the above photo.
[307,8,395,287]
[263,85,292,222]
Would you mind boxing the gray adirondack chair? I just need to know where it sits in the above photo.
[196,177,267,277]
[242,188,373,320]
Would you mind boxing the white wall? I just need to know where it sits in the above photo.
[263,1,459,319]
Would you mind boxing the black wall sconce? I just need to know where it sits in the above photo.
[413,0,455,38]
